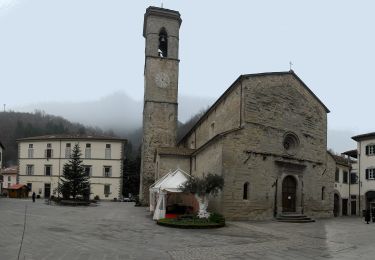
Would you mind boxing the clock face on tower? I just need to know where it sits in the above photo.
[155,72,170,88]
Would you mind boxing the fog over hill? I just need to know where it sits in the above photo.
[15,91,357,154]
[16,91,215,137]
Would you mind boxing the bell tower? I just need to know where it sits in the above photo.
[139,7,182,203]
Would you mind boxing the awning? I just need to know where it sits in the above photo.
[8,184,27,190]
[150,168,190,193]
[149,168,191,220]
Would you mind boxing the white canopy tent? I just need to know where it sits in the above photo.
[149,168,191,220]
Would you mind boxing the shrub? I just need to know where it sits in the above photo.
[157,217,225,229]
[208,213,225,224]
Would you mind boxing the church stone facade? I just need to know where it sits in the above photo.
[140,7,334,220]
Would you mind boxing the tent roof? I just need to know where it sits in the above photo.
[150,168,190,193]
[8,184,27,190]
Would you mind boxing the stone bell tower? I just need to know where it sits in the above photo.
[139,7,182,204]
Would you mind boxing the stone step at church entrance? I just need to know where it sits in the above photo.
[276,213,315,223]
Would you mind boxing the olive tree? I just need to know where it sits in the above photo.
[180,173,224,218]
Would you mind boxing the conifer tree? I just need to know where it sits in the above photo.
[58,144,90,200]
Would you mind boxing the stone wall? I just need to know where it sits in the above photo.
[243,73,327,164]
[183,81,241,149]
[156,154,190,179]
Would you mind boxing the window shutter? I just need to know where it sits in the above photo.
[366,146,369,155]
[366,169,369,179]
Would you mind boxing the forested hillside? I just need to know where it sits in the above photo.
[0,110,114,166]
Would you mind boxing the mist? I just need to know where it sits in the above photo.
[15,91,357,154]
[16,91,215,136]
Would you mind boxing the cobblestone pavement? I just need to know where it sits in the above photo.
[0,198,374,260]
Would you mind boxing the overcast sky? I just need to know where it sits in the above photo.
[1,0,374,151]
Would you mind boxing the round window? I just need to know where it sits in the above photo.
[283,133,299,154]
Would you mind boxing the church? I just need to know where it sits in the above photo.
[139,6,334,220]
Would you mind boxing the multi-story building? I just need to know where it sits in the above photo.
[1,166,18,195]
[18,135,126,200]
[331,152,359,216]
[350,132,375,213]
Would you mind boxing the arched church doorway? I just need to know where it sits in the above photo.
[282,175,297,212]
[333,193,340,217]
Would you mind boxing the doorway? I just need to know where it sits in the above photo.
[282,176,297,212]
[342,199,348,216]
[351,200,357,216]
[333,193,340,217]
[44,183,51,198]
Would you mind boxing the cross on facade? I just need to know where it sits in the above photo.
[289,61,293,71]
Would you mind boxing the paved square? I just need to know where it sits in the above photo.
[0,198,374,260]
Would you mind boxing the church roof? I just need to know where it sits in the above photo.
[179,71,330,145]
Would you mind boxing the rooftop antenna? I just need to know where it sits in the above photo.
[289,61,293,71]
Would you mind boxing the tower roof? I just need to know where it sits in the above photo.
[143,6,182,37]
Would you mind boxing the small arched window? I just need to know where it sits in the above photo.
[243,182,249,200]
[158,28,168,58]
[321,186,325,200]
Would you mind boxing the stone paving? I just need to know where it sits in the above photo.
[1,198,374,260]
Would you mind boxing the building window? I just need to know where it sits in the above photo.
[158,28,168,58]
[45,165,52,176]
[26,165,34,175]
[8,182,11,188]
[28,144,34,158]
[283,132,299,154]
[45,144,53,159]
[335,168,340,182]
[350,172,358,184]
[343,171,348,184]
[84,166,92,177]
[7,176,11,181]
[104,184,111,197]
[103,166,112,177]
[65,143,71,158]
[27,183,32,191]
[321,186,326,200]
[85,143,91,159]
[366,168,375,180]
[366,145,375,156]
[105,144,111,159]
[243,182,249,200]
